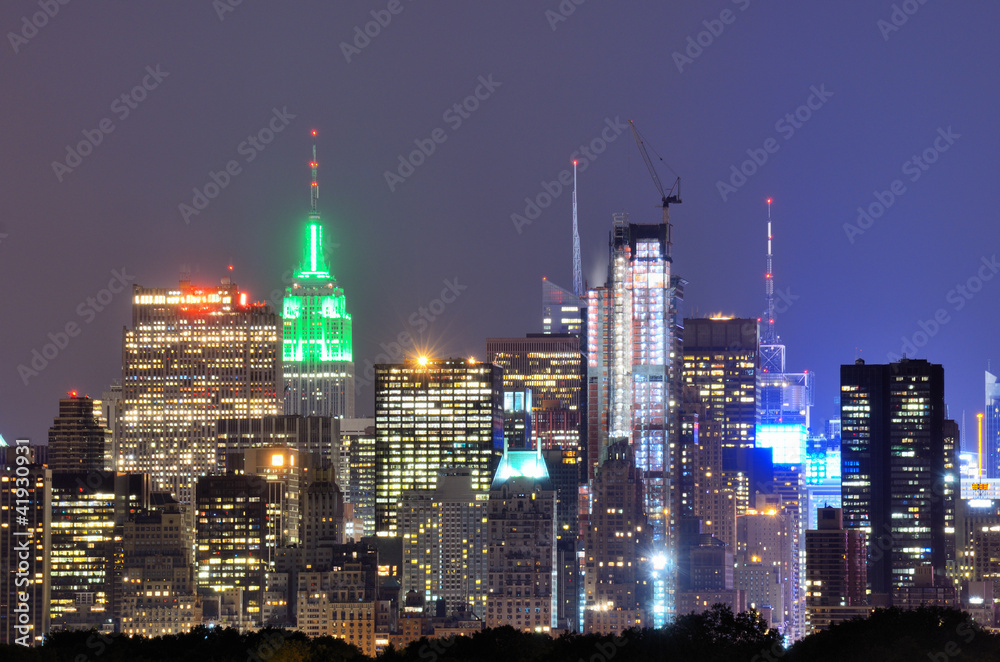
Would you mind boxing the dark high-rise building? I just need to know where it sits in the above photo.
[47,393,111,475]
[0,447,50,646]
[120,278,282,505]
[485,444,556,631]
[805,507,867,634]
[543,446,581,630]
[840,358,952,600]
[486,333,584,453]
[195,474,279,627]
[282,145,355,418]
[582,441,650,634]
[374,358,503,535]
[682,317,759,453]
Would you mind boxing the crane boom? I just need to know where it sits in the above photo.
[628,120,681,257]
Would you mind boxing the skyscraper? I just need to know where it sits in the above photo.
[587,214,684,545]
[49,472,149,632]
[399,468,488,617]
[282,141,355,418]
[195,474,278,627]
[485,443,557,631]
[542,278,584,336]
[374,357,503,535]
[0,447,50,646]
[47,393,110,475]
[986,371,1000,477]
[582,441,650,634]
[682,317,759,453]
[120,278,282,505]
[840,358,953,600]
[804,507,867,634]
[486,333,585,452]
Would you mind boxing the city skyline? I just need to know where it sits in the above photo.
[2,3,998,457]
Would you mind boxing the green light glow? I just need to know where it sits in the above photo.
[492,449,549,489]
[295,219,332,280]
[284,218,352,363]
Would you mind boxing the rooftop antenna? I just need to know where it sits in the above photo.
[763,198,776,344]
[309,129,319,216]
[572,160,583,298]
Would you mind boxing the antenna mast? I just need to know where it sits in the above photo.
[763,197,776,344]
[310,129,319,216]
[572,160,583,298]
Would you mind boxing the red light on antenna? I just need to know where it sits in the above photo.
[766,198,772,204]
[311,182,318,187]
[69,390,77,398]
[311,130,317,136]
[573,159,578,166]
[228,265,233,271]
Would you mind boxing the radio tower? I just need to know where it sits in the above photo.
[572,160,583,298]
[759,198,784,374]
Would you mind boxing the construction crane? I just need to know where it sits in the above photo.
[628,119,681,257]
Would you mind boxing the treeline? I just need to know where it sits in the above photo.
[3,605,999,662]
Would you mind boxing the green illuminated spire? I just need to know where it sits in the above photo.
[296,218,333,279]
[295,140,334,280]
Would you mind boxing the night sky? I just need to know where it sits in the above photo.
[2,2,997,448]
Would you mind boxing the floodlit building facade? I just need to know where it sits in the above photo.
[120,278,282,505]
[374,358,503,535]
[283,146,354,418]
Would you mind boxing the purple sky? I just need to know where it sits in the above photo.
[2,1,998,447]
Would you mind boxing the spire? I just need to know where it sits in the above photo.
[572,160,583,298]
[296,131,333,280]
[762,197,776,344]
[310,129,319,217]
